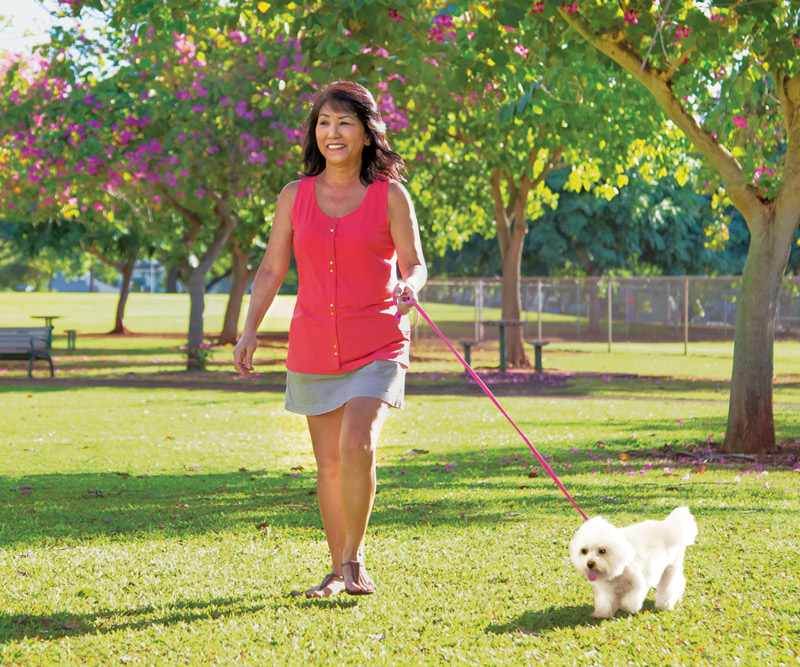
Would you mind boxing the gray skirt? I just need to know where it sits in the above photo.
[285,360,406,416]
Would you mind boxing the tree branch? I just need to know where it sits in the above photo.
[84,242,126,273]
[156,184,204,245]
[491,170,511,258]
[558,9,769,225]
[774,70,800,225]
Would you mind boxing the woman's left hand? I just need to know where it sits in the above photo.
[393,282,417,316]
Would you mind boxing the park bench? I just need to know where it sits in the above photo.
[0,326,55,378]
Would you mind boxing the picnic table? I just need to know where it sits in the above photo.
[31,315,63,328]
[481,320,523,372]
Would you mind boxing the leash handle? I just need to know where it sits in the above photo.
[393,290,420,331]
[400,294,589,521]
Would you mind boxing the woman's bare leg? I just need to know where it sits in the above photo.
[339,397,391,592]
[305,406,346,596]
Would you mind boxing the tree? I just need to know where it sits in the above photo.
[2,1,310,368]
[297,1,670,368]
[552,2,800,454]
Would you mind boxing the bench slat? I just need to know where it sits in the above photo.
[0,326,54,378]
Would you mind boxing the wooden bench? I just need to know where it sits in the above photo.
[526,340,549,373]
[0,327,54,378]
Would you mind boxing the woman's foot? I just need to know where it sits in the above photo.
[304,572,345,598]
[342,560,376,595]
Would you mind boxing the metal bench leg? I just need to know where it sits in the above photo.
[534,345,543,373]
[28,357,34,378]
[48,357,54,377]
[498,326,507,372]
[462,345,472,366]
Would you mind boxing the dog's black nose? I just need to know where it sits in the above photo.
[587,561,595,570]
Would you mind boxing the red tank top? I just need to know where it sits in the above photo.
[287,175,410,374]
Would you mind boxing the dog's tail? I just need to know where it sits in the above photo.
[665,506,698,546]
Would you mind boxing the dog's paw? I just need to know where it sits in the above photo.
[591,609,615,619]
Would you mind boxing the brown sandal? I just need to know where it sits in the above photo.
[343,560,376,595]
[304,572,345,598]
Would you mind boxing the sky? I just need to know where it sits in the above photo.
[1,0,73,54]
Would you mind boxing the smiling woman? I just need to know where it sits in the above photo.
[233,79,427,599]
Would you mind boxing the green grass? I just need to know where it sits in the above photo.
[0,293,297,334]
[1,386,799,665]
[1,293,799,664]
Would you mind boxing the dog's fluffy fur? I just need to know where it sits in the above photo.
[568,506,698,618]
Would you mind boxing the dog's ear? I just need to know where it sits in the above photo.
[603,533,636,578]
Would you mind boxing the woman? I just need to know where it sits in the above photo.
[233,81,427,597]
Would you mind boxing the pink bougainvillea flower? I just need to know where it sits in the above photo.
[428,14,456,42]
[733,115,747,129]
[388,9,402,23]
[513,44,529,57]
[675,26,690,39]
[191,104,205,113]
[229,30,249,44]
[531,2,544,13]
[562,1,578,14]
[623,10,638,25]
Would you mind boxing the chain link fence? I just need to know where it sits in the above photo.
[415,276,800,346]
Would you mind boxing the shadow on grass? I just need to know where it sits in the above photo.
[0,596,267,644]
[0,438,780,551]
[486,600,661,635]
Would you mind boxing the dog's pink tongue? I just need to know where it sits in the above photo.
[587,570,597,582]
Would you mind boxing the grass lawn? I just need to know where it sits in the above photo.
[1,293,799,664]
[1,383,799,665]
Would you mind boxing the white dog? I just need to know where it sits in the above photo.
[568,506,698,618]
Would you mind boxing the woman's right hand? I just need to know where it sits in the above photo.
[233,330,258,376]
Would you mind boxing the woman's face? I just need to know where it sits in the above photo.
[315,103,370,168]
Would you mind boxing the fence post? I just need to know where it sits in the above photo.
[537,278,543,341]
[683,276,689,356]
[607,276,613,352]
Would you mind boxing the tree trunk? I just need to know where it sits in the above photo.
[166,266,180,293]
[491,170,530,369]
[219,241,257,345]
[185,268,206,371]
[109,259,135,334]
[499,217,528,368]
[724,207,797,454]
[158,189,239,371]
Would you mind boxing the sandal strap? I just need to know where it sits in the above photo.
[318,572,344,588]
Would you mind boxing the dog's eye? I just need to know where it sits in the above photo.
[598,548,606,555]
[580,548,588,555]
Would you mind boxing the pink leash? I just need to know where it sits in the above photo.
[396,296,589,521]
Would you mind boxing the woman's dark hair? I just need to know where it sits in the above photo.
[301,80,406,184]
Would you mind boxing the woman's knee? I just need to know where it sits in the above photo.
[339,433,376,465]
